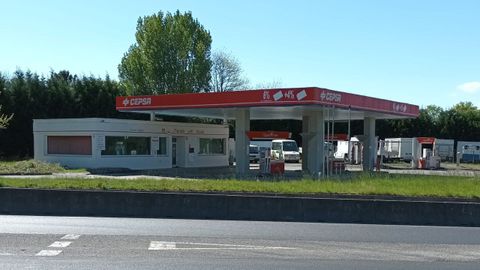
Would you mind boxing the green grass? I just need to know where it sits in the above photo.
[0,160,87,175]
[1,174,480,199]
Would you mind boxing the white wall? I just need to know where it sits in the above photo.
[33,118,229,170]
[184,136,229,168]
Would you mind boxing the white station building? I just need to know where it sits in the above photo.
[33,118,229,170]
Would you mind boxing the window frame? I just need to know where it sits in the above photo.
[46,135,93,156]
[101,135,152,156]
[198,137,226,156]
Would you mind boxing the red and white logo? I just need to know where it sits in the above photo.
[320,91,341,102]
[296,90,307,101]
[267,89,308,102]
[122,97,152,107]
[393,103,407,113]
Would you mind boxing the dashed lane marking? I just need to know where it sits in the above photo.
[61,234,81,240]
[33,234,79,257]
[49,241,72,248]
[35,250,62,256]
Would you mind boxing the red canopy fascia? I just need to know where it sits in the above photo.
[116,87,419,118]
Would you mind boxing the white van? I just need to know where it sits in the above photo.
[271,139,300,163]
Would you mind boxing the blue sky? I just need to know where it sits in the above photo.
[1,0,479,108]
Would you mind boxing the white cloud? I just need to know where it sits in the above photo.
[457,81,480,94]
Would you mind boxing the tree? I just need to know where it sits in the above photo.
[118,11,212,95]
[424,105,443,125]
[0,74,13,129]
[0,70,132,157]
[440,102,480,141]
[0,105,13,129]
[253,79,283,89]
[210,51,248,92]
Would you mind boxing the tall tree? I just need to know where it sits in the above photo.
[440,102,480,141]
[210,51,248,92]
[118,11,212,95]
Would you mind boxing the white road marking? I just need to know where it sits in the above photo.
[148,241,295,251]
[61,234,81,240]
[49,241,72,248]
[149,241,176,250]
[35,250,62,256]
[0,252,14,256]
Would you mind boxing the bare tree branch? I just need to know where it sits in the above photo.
[210,51,248,92]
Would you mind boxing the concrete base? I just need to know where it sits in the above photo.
[1,188,480,227]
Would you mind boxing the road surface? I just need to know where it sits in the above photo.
[1,215,480,269]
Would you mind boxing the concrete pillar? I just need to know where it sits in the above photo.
[363,117,376,171]
[304,110,325,178]
[411,137,417,168]
[234,109,250,175]
[150,112,155,121]
[301,115,309,172]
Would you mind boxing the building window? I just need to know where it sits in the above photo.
[157,137,167,155]
[47,136,92,155]
[101,136,150,156]
[199,138,225,155]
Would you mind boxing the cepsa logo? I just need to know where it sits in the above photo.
[320,91,341,103]
[122,97,152,107]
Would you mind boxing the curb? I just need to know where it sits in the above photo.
[1,188,480,226]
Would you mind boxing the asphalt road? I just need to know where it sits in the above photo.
[1,215,480,269]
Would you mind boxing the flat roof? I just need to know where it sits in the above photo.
[116,87,419,120]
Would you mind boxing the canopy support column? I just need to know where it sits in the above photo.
[235,109,250,175]
[303,110,325,178]
[301,115,309,172]
[363,117,376,171]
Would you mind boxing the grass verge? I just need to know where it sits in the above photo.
[0,174,479,199]
[0,160,86,175]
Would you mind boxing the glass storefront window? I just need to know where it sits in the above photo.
[101,136,150,156]
[199,138,225,155]
[157,137,167,155]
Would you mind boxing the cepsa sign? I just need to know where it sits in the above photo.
[122,97,152,107]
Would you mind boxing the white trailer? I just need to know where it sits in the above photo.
[334,137,362,163]
[334,141,349,159]
[384,138,413,161]
[457,141,480,163]
[434,139,454,161]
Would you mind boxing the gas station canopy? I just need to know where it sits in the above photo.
[115,87,419,120]
[116,87,419,176]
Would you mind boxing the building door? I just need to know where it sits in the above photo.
[172,137,177,167]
